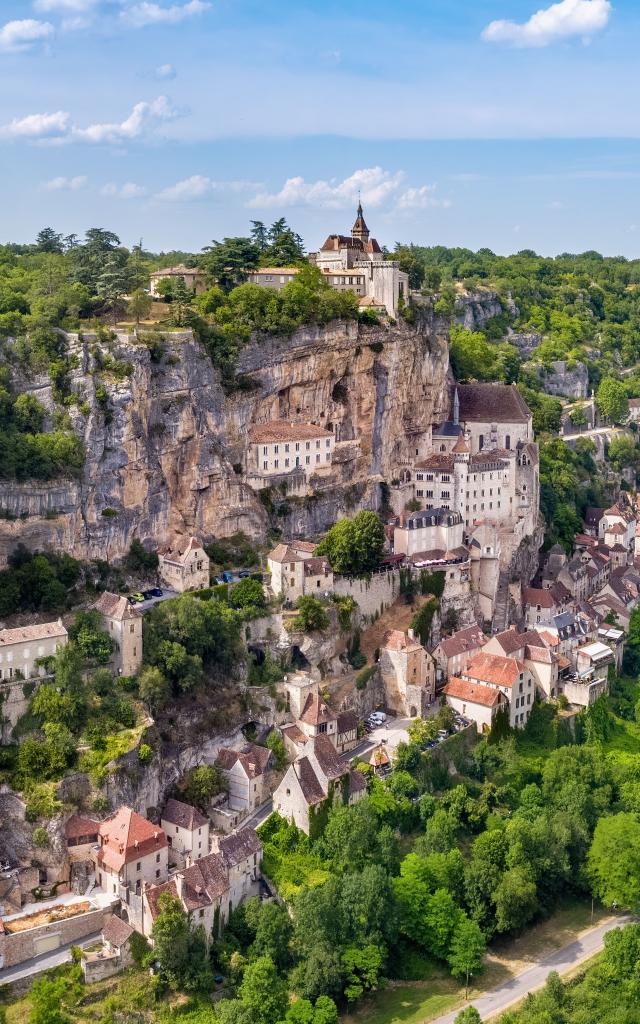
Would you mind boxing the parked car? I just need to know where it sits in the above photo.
[131,592,145,603]
[222,571,234,584]
[371,711,387,723]
[149,587,163,598]
[238,570,251,578]
[142,590,155,600]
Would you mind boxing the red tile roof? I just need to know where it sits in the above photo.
[300,692,336,727]
[161,798,208,831]
[383,629,424,653]
[103,915,134,947]
[249,420,333,444]
[97,807,167,872]
[444,677,505,708]
[436,625,487,659]
[65,815,99,841]
[94,592,141,622]
[463,653,526,690]
[456,383,531,424]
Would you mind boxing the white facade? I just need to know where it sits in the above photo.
[248,422,335,482]
[393,509,464,557]
[0,620,67,682]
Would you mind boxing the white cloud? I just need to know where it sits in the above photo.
[43,174,87,190]
[0,110,69,139]
[0,19,54,52]
[482,0,611,48]
[101,181,147,198]
[248,167,406,210]
[0,96,178,144]
[396,185,451,210]
[71,95,178,142]
[154,175,260,201]
[155,62,176,79]
[122,1,211,27]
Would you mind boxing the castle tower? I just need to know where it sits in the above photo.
[351,201,370,245]
[452,433,470,522]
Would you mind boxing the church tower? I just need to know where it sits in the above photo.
[351,201,370,245]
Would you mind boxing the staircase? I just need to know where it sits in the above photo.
[492,570,511,633]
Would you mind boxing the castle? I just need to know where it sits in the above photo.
[248,203,409,317]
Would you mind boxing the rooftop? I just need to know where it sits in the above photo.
[97,807,166,872]
[94,591,141,622]
[161,798,208,831]
[0,619,67,647]
[159,536,205,563]
[454,383,531,424]
[248,420,333,444]
[444,677,505,708]
[463,652,526,689]
[383,629,424,654]
[436,625,488,659]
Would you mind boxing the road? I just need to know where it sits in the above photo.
[0,933,102,984]
[431,914,632,1024]
[562,425,623,441]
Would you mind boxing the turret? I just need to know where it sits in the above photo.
[351,201,370,244]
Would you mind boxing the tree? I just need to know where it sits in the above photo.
[69,609,113,663]
[291,595,330,633]
[170,276,194,327]
[596,377,629,423]
[249,900,293,970]
[316,511,385,575]
[138,666,170,710]
[341,944,383,1002]
[454,1009,481,1024]
[588,813,640,909]
[229,577,266,611]
[182,763,226,810]
[126,538,159,571]
[238,955,289,1024]
[607,434,638,471]
[97,257,130,323]
[29,971,81,1024]
[128,288,153,324]
[35,228,64,254]
[151,891,212,991]
[448,918,486,996]
[201,236,260,291]
[493,867,538,933]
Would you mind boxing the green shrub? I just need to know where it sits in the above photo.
[356,666,376,690]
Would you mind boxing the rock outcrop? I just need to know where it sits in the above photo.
[0,306,458,564]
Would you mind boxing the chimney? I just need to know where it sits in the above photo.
[175,873,184,901]
[154,831,159,843]
[134,839,139,849]
[408,628,415,641]
[399,513,405,528]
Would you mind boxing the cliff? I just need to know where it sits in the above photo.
[0,304,463,564]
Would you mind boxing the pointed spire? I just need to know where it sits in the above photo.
[453,387,460,427]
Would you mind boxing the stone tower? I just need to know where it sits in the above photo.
[452,432,470,520]
[351,201,370,245]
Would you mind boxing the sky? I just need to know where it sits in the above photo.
[1,0,640,256]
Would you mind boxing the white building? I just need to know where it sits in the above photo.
[159,536,209,593]
[460,652,535,729]
[160,798,210,865]
[247,421,335,491]
[215,744,273,813]
[273,735,367,835]
[0,619,67,682]
[267,542,333,602]
[392,508,464,558]
[93,807,168,898]
[94,592,142,678]
[431,625,488,687]
[443,677,508,734]
[599,503,635,563]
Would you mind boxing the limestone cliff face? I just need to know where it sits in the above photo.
[0,304,460,564]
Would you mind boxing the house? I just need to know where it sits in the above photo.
[443,677,508,734]
[247,421,335,491]
[215,744,273,812]
[461,652,535,728]
[392,508,464,558]
[144,828,262,940]
[599,503,636,562]
[65,815,99,862]
[159,536,209,593]
[93,807,168,898]
[0,619,68,682]
[160,798,210,865]
[82,916,135,982]
[335,710,359,754]
[267,542,333,602]
[149,265,206,297]
[483,627,561,700]
[597,625,625,670]
[561,644,610,708]
[584,507,605,538]
[431,625,488,686]
[369,744,391,775]
[94,592,143,677]
[246,267,300,290]
[522,583,572,627]
[272,735,366,834]
[380,629,436,717]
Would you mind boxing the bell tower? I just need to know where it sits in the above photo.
[351,199,370,245]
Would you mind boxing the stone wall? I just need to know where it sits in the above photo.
[0,905,112,968]
[333,569,400,620]
[0,679,44,743]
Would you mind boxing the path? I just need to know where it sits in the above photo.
[431,914,632,1023]
[562,425,623,442]
[0,933,102,985]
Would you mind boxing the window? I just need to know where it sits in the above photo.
[318,722,328,734]
[440,444,446,452]
[417,473,423,481]
[316,454,320,463]
[156,869,161,879]
[286,788,291,796]
[199,909,205,918]
[306,441,310,450]
[274,460,279,469]
[305,455,310,465]
[136,861,141,871]
[156,852,161,862]
[326,453,330,462]
[295,442,300,452]
[263,460,268,470]
[262,446,268,455]
[285,444,289,453]
[285,458,290,468]
[316,440,321,449]
[130,624,135,634]
[274,445,279,454]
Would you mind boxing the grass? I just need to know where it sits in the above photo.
[340,897,612,1024]
[602,713,640,755]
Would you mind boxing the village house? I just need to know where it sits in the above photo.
[144,828,262,940]
[82,916,136,983]
[149,265,206,297]
[0,620,68,682]
[94,592,143,677]
[392,508,464,558]
[279,681,358,759]
[443,677,508,734]
[93,807,168,899]
[599,503,635,562]
[380,629,436,717]
[522,583,572,627]
[159,536,209,593]
[483,627,561,700]
[431,625,488,687]
[267,542,333,602]
[65,815,100,863]
[160,798,210,865]
[247,421,335,493]
[460,651,535,728]
[272,735,366,834]
[597,625,625,670]
[215,743,273,813]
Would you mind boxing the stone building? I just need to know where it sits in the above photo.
[161,799,210,866]
[460,652,535,729]
[443,677,508,734]
[273,735,366,834]
[392,508,464,558]
[149,265,206,297]
[94,592,143,677]
[247,421,335,493]
[267,541,333,601]
[93,807,168,898]
[599,503,636,563]
[379,628,435,717]
[431,624,488,688]
[159,536,209,593]
[215,744,273,813]
[0,619,68,683]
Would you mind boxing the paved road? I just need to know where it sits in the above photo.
[0,933,102,984]
[431,914,632,1024]
[562,426,623,441]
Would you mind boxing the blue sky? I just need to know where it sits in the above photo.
[1,0,639,255]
